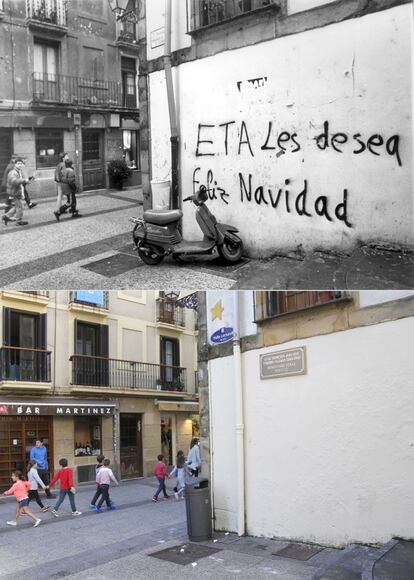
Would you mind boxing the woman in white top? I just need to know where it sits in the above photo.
[187,438,201,477]
[27,460,50,512]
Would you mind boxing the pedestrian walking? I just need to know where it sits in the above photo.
[94,459,118,513]
[89,454,105,509]
[169,450,187,500]
[47,458,82,517]
[1,156,37,212]
[54,152,68,217]
[152,454,171,502]
[54,159,81,221]
[30,438,54,499]
[27,460,50,513]
[187,438,201,477]
[2,157,34,226]
[2,470,41,528]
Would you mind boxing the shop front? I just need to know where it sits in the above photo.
[0,398,116,489]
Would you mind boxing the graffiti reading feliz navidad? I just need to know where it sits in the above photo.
[192,120,402,228]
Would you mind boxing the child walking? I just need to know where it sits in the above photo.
[89,454,105,509]
[48,458,82,517]
[27,460,50,512]
[169,450,187,500]
[94,458,118,513]
[2,470,41,527]
[152,454,171,502]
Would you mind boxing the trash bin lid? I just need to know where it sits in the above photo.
[185,476,209,489]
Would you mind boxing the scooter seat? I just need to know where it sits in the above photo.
[144,209,183,225]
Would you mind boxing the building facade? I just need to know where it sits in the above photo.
[201,290,414,546]
[0,0,141,198]
[0,290,198,489]
[141,0,413,255]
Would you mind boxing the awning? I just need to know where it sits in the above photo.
[0,398,116,416]
[155,400,199,413]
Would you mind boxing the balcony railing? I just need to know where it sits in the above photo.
[71,355,188,392]
[21,291,50,297]
[26,0,67,27]
[156,299,185,327]
[32,73,122,107]
[188,0,280,31]
[0,347,52,383]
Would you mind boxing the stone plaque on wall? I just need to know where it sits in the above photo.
[260,347,306,379]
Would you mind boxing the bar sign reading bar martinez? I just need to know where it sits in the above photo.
[260,347,306,380]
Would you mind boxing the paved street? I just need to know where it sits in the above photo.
[0,478,413,579]
[0,188,412,290]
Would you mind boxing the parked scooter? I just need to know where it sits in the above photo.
[130,186,243,265]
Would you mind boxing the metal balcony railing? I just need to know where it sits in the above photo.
[70,355,188,393]
[156,299,185,327]
[20,291,50,297]
[32,73,122,107]
[0,347,52,383]
[26,0,67,26]
[188,0,280,31]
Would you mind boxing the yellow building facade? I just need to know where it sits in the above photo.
[0,291,198,488]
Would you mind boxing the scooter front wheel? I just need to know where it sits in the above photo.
[138,246,164,265]
[218,236,244,263]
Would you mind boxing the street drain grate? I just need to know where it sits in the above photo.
[81,253,141,276]
[148,543,222,566]
[272,543,324,561]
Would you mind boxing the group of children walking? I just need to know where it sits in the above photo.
[2,439,201,528]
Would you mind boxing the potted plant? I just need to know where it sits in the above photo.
[107,158,132,190]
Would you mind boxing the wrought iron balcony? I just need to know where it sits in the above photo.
[0,347,52,383]
[26,0,67,27]
[32,73,122,108]
[21,291,50,297]
[71,355,188,393]
[188,0,280,32]
[156,298,185,327]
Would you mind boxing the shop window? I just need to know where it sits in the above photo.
[35,129,63,168]
[74,417,101,457]
[123,130,140,170]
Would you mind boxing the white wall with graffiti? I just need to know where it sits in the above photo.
[148,4,413,255]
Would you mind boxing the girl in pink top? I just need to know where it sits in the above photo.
[2,470,41,527]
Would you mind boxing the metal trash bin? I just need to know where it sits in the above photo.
[185,477,212,542]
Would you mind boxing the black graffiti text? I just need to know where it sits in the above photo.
[239,173,352,228]
[314,121,402,166]
[192,167,230,205]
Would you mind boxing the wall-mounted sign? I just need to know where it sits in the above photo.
[210,327,234,344]
[0,403,115,416]
[207,292,235,346]
[260,347,306,379]
[151,27,165,48]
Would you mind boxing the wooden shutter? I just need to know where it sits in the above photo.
[2,307,10,346]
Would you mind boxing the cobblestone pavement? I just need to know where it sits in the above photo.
[0,478,412,579]
[0,188,412,290]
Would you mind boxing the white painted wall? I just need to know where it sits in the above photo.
[149,5,413,255]
[359,290,414,309]
[146,0,191,62]
[209,316,414,545]
[288,0,338,14]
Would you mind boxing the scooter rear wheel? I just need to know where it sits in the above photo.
[218,236,243,263]
[138,246,164,265]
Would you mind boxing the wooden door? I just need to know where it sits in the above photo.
[82,130,104,191]
[120,413,143,479]
[0,416,53,492]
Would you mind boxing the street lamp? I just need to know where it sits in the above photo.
[107,0,138,22]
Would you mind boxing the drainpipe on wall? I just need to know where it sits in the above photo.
[233,292,246,536]
[164,0,179,209]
